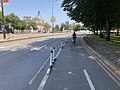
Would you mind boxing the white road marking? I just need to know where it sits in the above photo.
[0,43,20,49]
[37,74,49,90]
[88,56,96,60]
[30,45,47,51]
[0,51,12,56]
[83,70,95,90]
[55,47,61,59]
[94,58,120,87]
[29,57,50,85]
[81,38,120,87]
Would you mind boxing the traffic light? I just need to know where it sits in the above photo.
[4,0,9,3]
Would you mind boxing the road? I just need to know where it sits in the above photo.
[0,32,120,90]
[0,34,65,90]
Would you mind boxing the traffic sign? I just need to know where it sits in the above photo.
[1,24,4,31]
[50,16,56,22]
[4,0,9,3]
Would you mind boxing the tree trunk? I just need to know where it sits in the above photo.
[106,17,110,41]
[116,29,119,36]
[99,19,104,38]
[93,25,96,34]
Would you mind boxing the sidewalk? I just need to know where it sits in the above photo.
[0,33,65,43]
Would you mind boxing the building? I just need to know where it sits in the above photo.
[34,11,46,33]
[23,11,46,33]
[23,16,33,24]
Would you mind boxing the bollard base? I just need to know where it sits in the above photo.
[50,65,53,71]
[52,62,54,65]
[54,58,56,62]
[61,46,63,49]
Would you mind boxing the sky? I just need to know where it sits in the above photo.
[3,0,75,25]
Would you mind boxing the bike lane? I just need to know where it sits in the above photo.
[41,37,120,90]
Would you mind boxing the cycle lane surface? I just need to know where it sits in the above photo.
[42,37,120,90]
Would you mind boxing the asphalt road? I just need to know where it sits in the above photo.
[0,32,120,90]
[0,36,64,90]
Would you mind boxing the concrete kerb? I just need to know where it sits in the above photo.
[81,37,120,82]
[0,33,66,43]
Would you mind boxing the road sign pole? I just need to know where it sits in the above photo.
[1,0,6,39]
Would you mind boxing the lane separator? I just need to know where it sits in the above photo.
[37,46,62,90]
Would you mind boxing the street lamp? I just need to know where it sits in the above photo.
[0,0,6,39]
[48,0,57,34]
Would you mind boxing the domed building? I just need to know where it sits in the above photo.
[34,11,46,33]
[23,11,46,33]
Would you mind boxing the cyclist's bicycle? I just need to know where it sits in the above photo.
[73,38,76,44]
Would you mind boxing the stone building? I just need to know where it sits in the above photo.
[23,16,33,24]
[23,11,46,33]
[34,11,46,33]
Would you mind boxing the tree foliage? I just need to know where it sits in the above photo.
[44,22,51,30]
[61,0,120,41]
[0,12,38,33]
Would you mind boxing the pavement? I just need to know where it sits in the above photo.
[0,33,67,43]
[41,36,120,90]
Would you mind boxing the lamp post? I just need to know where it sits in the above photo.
[48,0,57,34]
[1,0,6,39]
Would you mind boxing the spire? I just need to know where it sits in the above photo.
[38,10,40,16]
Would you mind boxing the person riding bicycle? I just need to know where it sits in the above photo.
[72,31,77,43]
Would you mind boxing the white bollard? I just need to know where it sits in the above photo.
[50,50,53,70]
[53,47,56,61]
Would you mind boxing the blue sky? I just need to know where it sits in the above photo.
[4,0,75,25]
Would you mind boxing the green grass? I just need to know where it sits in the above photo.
[89,34,120,47]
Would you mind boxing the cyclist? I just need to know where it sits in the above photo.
[72,31,77,44]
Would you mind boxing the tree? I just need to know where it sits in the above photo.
[61,0,120,41]
[29,20,37,30]
[44,22,51,30]
[55,25,59,32]
[19,20,27,30]
[5,13,20,30]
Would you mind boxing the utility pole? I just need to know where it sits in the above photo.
[1,0,6,39]
[49,0,57,34]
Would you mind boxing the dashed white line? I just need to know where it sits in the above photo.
[37,74,49,90]
[83,70,95,90]
[29,57,50,85]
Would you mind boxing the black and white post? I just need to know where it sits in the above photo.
[50,50,53,70]
[53,47,56,62]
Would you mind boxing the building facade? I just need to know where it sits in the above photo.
[34,12,46,33]
[23,11,46,33]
